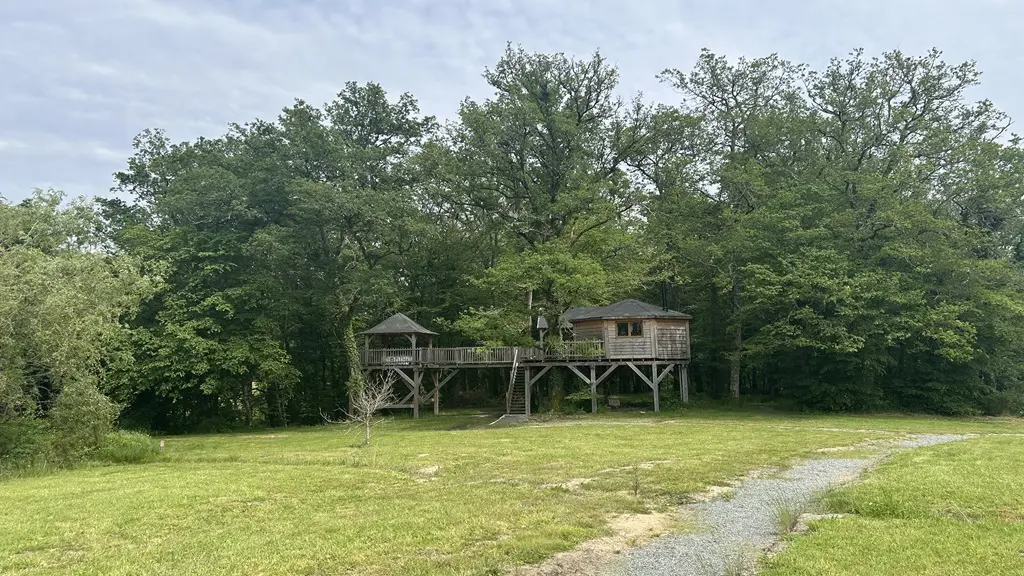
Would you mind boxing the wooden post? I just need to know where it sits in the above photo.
[413,368,421,418]
[590,364,597,414]
[432,371,440,415]
[652,363,660,412]
[524,366,532,416]
[680,364,690,404]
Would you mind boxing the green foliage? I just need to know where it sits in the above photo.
[48,381,120,464]
[0,418,49,471]
[96,430,160,464]
[69,44,1024,427]
[0,190,148,468]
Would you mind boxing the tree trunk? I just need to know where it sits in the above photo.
[730,275,742,399]
[341,313,365,414]
[526,289,534,335]
[243,379,254,427]
[550,366,565,412]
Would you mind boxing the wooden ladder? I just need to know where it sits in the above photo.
[506,351,527,415]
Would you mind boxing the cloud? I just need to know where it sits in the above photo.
[1,0,1023,201]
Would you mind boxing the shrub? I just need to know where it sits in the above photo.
[0,417,51,471]
[48,380,120,464]
[980,390,1024,417]
[96,430,160,464]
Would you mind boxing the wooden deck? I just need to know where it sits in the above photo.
[359,340,687,368]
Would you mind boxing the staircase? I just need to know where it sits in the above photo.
[506,352,527,415]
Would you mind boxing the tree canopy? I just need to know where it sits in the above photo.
[33,44,1024,431]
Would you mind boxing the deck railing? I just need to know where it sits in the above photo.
[545,340,606,360]
[359,344,598,366]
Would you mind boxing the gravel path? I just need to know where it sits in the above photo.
[605,434,970,576]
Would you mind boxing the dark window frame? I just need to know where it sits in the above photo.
[615,320,645,338]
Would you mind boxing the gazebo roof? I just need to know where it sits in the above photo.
[359,312,438,336]
[563,299,692,323]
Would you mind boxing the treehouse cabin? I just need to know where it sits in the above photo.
[358,300,693,417]
[562,299,692,361]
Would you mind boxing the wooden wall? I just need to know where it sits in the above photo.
[572,318,690,360]
[572,320,604,341]
[603,319,654,359]
[654,319,690,359]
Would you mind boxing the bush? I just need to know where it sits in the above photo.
[96,430,160,464]
[0,417,51,471]
[48,380,120,464]
[980,390,1024,417]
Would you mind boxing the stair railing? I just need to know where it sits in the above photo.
[506,348,520,414]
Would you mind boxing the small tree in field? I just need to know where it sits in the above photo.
[338,371,396,447]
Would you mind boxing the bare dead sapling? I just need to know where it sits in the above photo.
[324,371,396,447]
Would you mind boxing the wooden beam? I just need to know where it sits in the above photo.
[529,365,552,385]
[679,363,689,404]
[432,371,440,415]
[567,364,591,385]
[413,368,422,418]
[423,370,459,404]
[590,365,597,414]
[594,365,616,385]
[627,362,654,389]
[652,363,659,413]
[655,363,674,385]
[392,368,416,389]
[524,366,531,417]
[396,389,415,406]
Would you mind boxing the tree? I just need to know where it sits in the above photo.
[425,45,657,342]
[0,190,149,465]
[327,371,396,447]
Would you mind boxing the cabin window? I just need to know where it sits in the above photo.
[616,321,644,337]
[631,321,643,336]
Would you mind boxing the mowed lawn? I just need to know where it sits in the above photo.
[762,434,1024,576]
[2,411,1022,575]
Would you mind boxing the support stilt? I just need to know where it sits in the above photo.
[680,364,689,404]
[432,371,440,415]
[413,368,421,418]
[525,367,532,416]
[652,363,659,413]
[590,365,598,413]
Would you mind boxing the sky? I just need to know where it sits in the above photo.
[1,0,1022,202]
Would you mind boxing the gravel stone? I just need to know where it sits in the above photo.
[605,434,969,576]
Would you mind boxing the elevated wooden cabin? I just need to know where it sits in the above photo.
[358,300,694,417]
[562,299,691,360]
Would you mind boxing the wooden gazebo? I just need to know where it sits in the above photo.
[359,313,454,417]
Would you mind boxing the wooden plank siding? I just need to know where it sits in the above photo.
[654,319,690,359]
[602,319,655,359]
[571,320,604,341]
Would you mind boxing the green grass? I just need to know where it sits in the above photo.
[1,411,1020,575]
[762,435,1024,576]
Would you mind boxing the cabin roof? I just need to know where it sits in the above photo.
[359,312,438,336]
[564,299,693,323]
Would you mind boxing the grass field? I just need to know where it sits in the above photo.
[761,434,1024,576]
[2,410,1022,575]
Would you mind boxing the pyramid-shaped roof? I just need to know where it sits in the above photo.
[563,299,692,323]
[359,313,438,336]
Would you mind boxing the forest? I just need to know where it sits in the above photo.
[3,44,1024,447]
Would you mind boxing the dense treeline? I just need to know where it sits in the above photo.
[5,46,1024,439]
